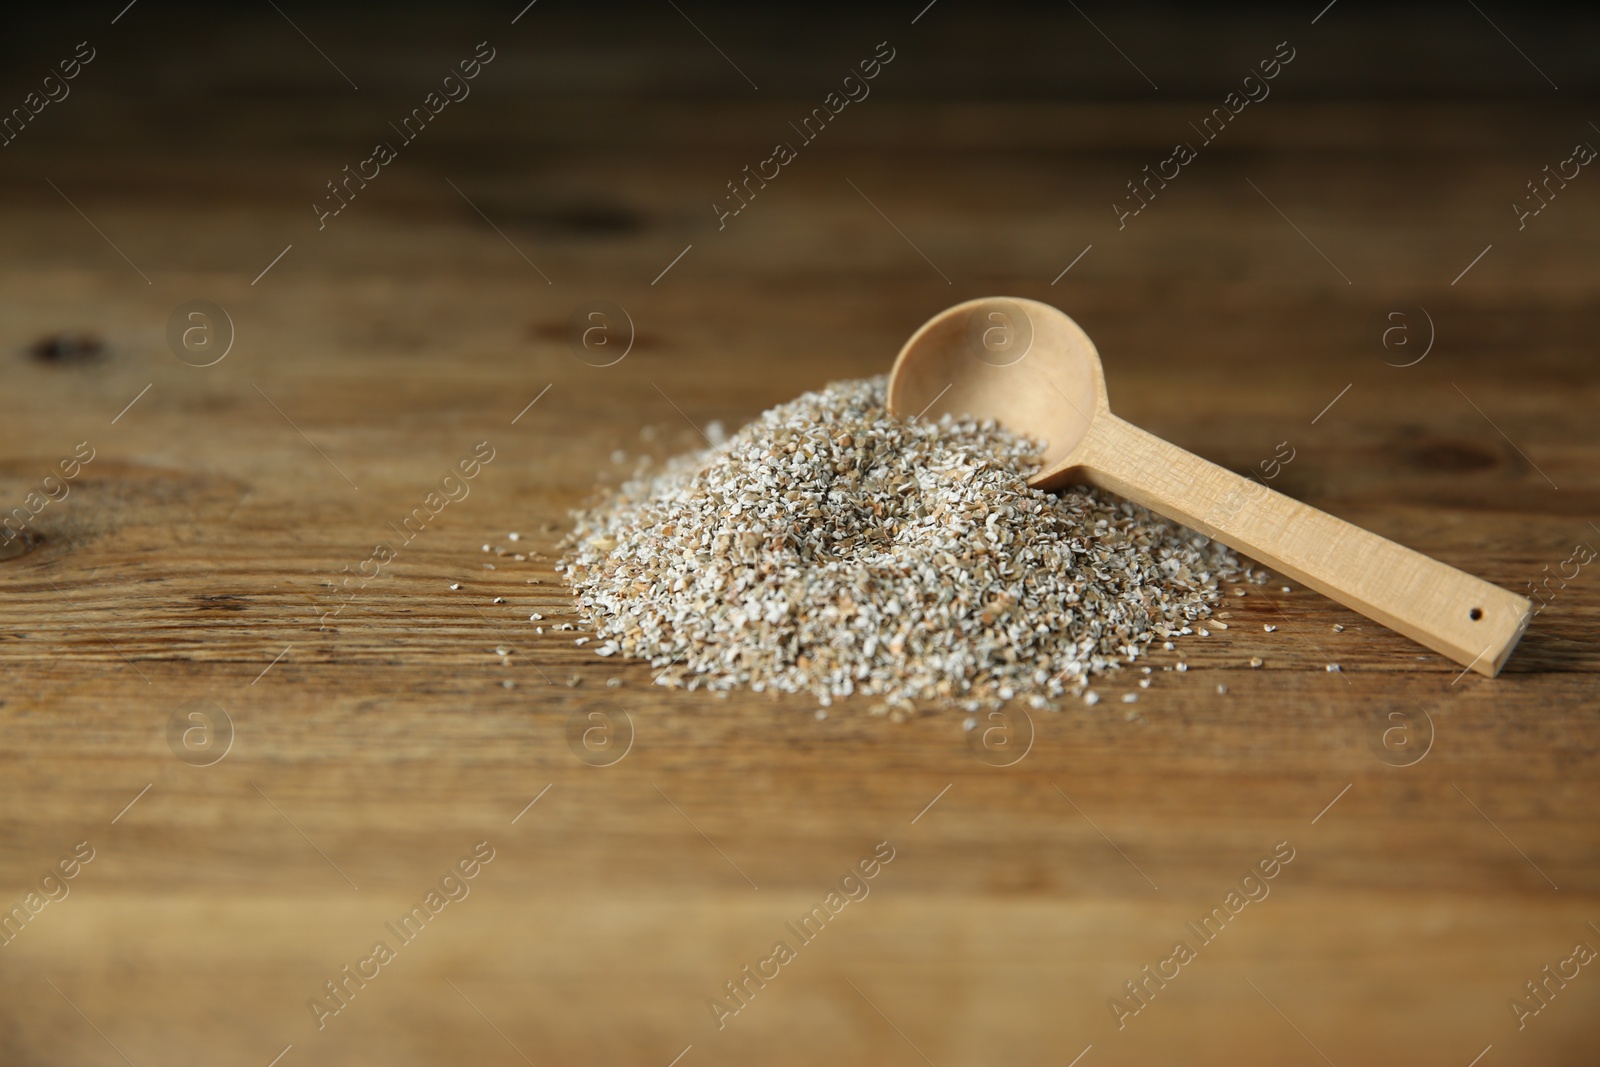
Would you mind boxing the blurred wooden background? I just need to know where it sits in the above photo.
[0,3,1596,1064]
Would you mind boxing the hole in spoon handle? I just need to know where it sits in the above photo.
[1077,415,1531,676]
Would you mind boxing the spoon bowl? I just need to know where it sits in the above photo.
[888,296,1532,677]
[888,296,1107,482]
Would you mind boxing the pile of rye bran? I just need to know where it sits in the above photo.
[561,377,1241,710]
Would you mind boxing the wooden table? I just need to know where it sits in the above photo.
[1,5,1596,1064]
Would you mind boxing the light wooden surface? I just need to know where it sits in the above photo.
[2,6,1599,1066]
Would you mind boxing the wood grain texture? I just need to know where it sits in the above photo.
[1,5,1599,1065]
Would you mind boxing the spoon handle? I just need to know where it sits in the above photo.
[1073,415,1531,676]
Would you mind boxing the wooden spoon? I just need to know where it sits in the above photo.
[887,296,1531,677]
